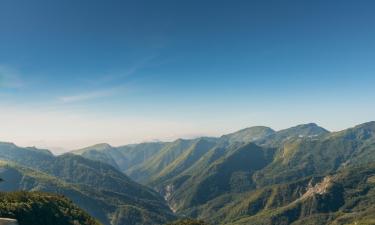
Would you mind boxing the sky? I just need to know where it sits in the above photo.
[0,0,375,153]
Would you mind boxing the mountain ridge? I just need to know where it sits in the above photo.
[1,121,374,225]
[0,145,175,225]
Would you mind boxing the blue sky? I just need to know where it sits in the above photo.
[0,0,375,152]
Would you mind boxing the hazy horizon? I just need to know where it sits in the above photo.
[1,120,373,154]
[1,0,375,152]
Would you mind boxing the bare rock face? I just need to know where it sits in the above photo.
[0,218,18,225]
[299,176,334,201]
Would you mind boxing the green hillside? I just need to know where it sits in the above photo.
[254,121,375,186]
[170,122,375,224]
[220,164,375,225]
[166,219,209,225]
[126,139,201,183]
[0,146,175,225]
[73,126,276,185]
[157,122,373,225]
[0,191,100,225]
[158,143,275,212]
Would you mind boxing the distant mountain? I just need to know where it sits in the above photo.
[254,121,375,186]
[0,142,54,167]
[0,191,100,225]
[221,126,275,144]
[0,144,175,225]
[255,123,330,147]
[72,142,168,180]
[72,126,279,184]
[72,143,121,169]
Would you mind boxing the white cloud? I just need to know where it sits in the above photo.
[59,88,119,103]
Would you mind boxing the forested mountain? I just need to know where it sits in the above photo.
[195,163,375,225]
[72,126,281,184]
[73,122,375,225]
[0,191,101,225]
[0,145,175,225]
[1,122,374,225]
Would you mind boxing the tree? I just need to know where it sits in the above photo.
[166,219,209,225]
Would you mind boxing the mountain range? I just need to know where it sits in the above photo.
[1,122,375,225]
[0,143,175,225]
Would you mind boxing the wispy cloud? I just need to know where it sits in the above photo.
[59,88,119,103]
[58,56,153,104]
[0,65,24,88]
[82,55,158,86]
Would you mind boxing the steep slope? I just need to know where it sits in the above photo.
[128,126,279,184]
[150,122,374,224]
[168,143,275,212]
[105,123,331,215]
[127,124,327,185]
[0,145,176,225]
[218,163,375,225]
[168,122,374,224]
[73,126,277,184]
[149,138,218,186]
[254,121,375,186]
[0,191,101,225]
[116,142,168,171]
[127,139,214,183]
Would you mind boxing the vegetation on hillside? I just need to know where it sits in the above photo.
[1,122,375,225]
[166,219,209,225]
[0,151,175,225]
[0,191,101,225]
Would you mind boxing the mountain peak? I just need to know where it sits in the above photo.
[354,121,375,130]
[280,123,329,135]
[222,126,275,143]
[82,143,112,151]
[339,121,375,141]
[71,143,113,155]
[294,122,321,129]
[90,143,112,149]
[301,122,318,127]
